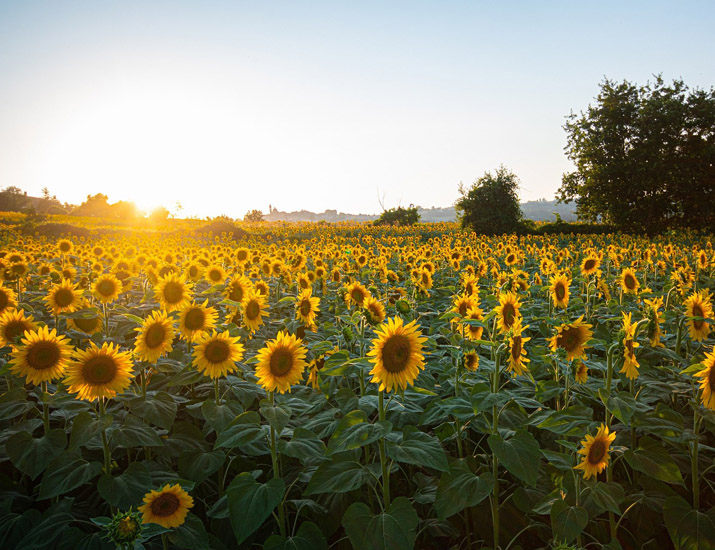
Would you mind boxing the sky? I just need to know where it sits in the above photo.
[0,1,713,218]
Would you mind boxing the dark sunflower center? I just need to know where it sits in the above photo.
[0,291,8,310]
[466,354,478,369]
[4,320,30,342]
[74,316,100,333]
[587,440,607,465]
[209,269,222,282]
[382,334,411,373]
[458,302,468,316]
[145,323,166,349]
[59,243,71,252]
[245,301,260,320]
[185,308,205,330]
[82,356,118,384]
[625,339,635,356]
[189,266,199,277]
[584,259,596,271]
[708,366,715,392]
[421,272,429,284]
[26,341,61,370]
[97,279,116,296]
[270,348,294,376]
[692,304,704,329]
[204,340,230,364]
[299,279,309,289]
[351,289,365,305]
[555,283,566,300]
[150,493,180,517]
[163,282,184,304]
[560,327,581,352]
[228,284,243,302]
[299,299,312,317]
[502,304,515,326]
[54,288,75,307]
[237,251,248,261]
[511,336,522,360]
[624,274,636,289]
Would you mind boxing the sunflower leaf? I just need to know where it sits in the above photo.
[6,429,67,480]
[488,429,541,487]
[342,496,418,550]
[227,473,285,545]
[550,500,588,544]
[434,459,494,520]
[263,521,328,550]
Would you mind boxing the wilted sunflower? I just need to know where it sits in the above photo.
[367,316,427,393]
[254,330,308,393]
[0,308,38,348]
[549,315,593,361]
[464,350,479,372]
[574,359,589,384]
[192,330,244,379]
[178,300,217,342]
[154,273,193,313]
[461,306,485,341]
[362,296,386,326]
[224,275,253,304]
[695,350,715,411]
[574,424,616,479]
[549,273,571,309]
[684,289,713,342]
[345,281,371,308]
[619,268,640,295]
[242,291,269,333]
[295,289,320,329]
[138,484,194,528]
[92,273,123,304]
[10,326,73,385]
[134,310,175,362]
[619,312,640,380]
[506,321,530,377]
[65,342,134,401]
[494,292,521,333]
[45,279,84,315]
[0,282,17,315]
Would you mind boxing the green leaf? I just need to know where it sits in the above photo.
[15,504,74,550]
[39,452,102,500]
[260,401,292,434]
[537,405,593,436]
[624,436,684,485]
[201,400,243,433]
[227,472,285,545]
[664,496,715,550]
[110,414,163,448]
[178,449,225,484]
[583,482,625,516]
[320,351,354,376]
[327,410,391,454]
[129,392,177,430]
[215,411,266,450]
[168,513,210,550]
[6,429,66,480]
[342,496,419,550]
[386,426,448,472]
[277,428,327,463]
[550,500,588,544]
[263,521,328,550]
[487,429,541,487]
[97,462,152,509]
[69,411,112,451]
[434,459,494,520]
[305,459,371,495]
[0,387,33,420]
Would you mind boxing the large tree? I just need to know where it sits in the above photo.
[559,77,715,232]
[456,166,523,235]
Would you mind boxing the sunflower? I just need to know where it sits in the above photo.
[192,330,244,379]
[452,294,478,319]
[695,350,715,411]
[254,279,270,297]
[57,239,74,255]
[494,292,521,333]
[138,484,194,529]
[367,316,427,393]
[0,308,37,348]
[580,254,600,277]
[574,424,616,480]
[461,306,485,341]
[242,291,269,333]
[549,273,571,309]
[0,282,17,315]
[65,342,134,401]
[134,310,175,362]
[506,321,531,377]
[464,350,479,372]
[178,300,217,342]
[644,297,665,348]
[184,262,204,283]
[92,273,122,304]
[307,348,336,390]
[205,264,226,285]
[224,275,253,304]
[45,279,84,315]
[574,359,589,384]
[67,306,104,336]
[619,268,640,295]
[684,289,713,342]
[295,289,320,329]
[254,330,308,393]
[9,326,73,385]
[548,316,594,361]
[345,281,371,308]
[154,273,193,313]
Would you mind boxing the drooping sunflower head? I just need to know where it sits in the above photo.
[461,306,485,341]
[362,296,386,326]
[92,273,123,304]
[0,283,18,315]
[549,273,571,309]
[179,300,217,342]
[134,310,175,362]
[548,315,594,361]
[295,289,320,328]
[254,330,308,393]
[574,359,588,384]
[45,279,83,315]
[464,350,480,372]
[138,484,194,529]
[10,326,73,385]
[506,321,531,377]
[695,350,715,411]
[367,316,428,393]
[67,304,104,336]
[242,291,269,334]
[619,268,640,295]
[154,273,193,313]
[192,330,244,379]
[494,292,521,333]
[644,297,665,348]
[65,342,134,401]
[575,424,616,479]
[684,289,713,342]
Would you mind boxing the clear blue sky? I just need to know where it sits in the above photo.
[1,0,713,217]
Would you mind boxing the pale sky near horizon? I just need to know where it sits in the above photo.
[1,1,713,218]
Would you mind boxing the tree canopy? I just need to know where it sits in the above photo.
[559,76,715,232]
[373,205,420,226]
[455,166,523,235]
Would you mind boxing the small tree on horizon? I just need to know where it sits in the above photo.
[455,166,523,235]
[244,209,264,222]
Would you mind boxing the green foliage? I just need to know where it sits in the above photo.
[245,209,265,222]
[560,76,715,232]
[455,165,524,234]
[374,205,420,226]
[0,186,30,212]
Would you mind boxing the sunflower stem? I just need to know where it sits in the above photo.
[161,533,169,550]
[41,382,50,435]
[378,390,390,509]
[692,403,701,509]
[214,377,220,406]
[268,392,286,537]
[99,399,111,475]
[604,343,618,541]
[491,347,503,550]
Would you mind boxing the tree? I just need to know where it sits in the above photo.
[559,77,715,232]
[455,166,523,234]
[374,205,420,226]
[0,186,30,212]
[244,209,264,222]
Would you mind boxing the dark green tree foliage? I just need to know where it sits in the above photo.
[374,206,420,226]
[559,77,715,232]
[0,186,30,212]
[455,166,523,235]
[244,209,265,222]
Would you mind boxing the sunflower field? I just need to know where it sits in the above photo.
[0,224,714,550]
